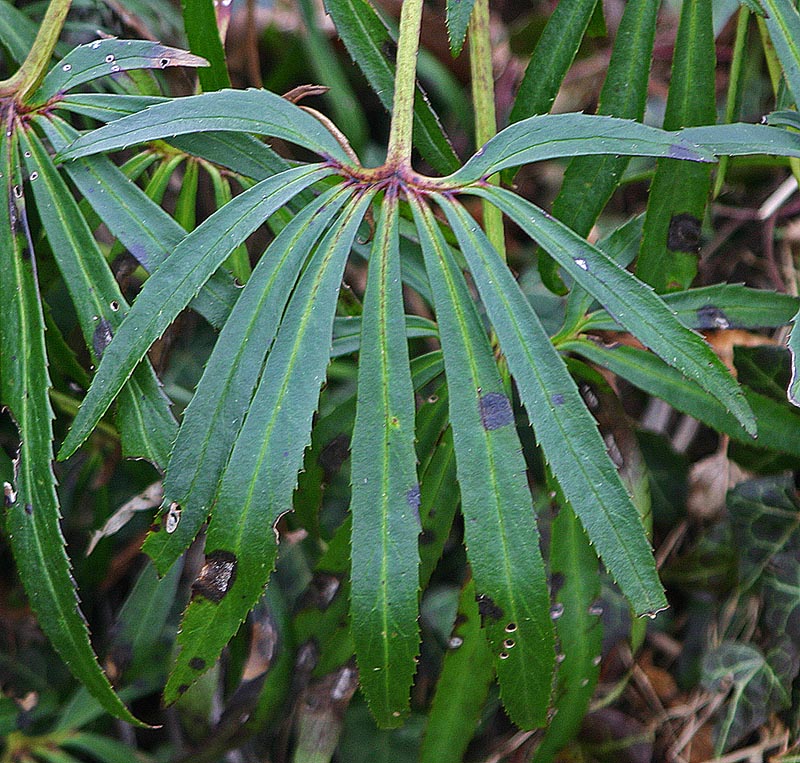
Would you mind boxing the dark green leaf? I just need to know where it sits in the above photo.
[533,498,602,763]
[449,114,714,184]
[145,183,352,575]
[0,1,42,65]
[33,39,208,103]
[59,163,335,459]
[565,339,800,455]
[470,186,757,436]
[728,475,800,591]
[20,128,176,469]
[438,197,665,615]
[509,0,599,121]
[583,284,799,332]
[57,89,356,165]
[163,192,374,703]
[350,193,420,726]
[446,0,476,57]
[324,0,460,174]
[0,115,140,728]
[420,580,494,763]
[702,641,791,753]
[789,307,800,406]
[36,114,238,330]
[637,0,716,292]
[411,197,554,729]
[759,0,800,105]
[181,0,231,91]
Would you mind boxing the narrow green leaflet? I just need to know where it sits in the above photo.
[59,163,335,459]
[145,184,352,575]
[0,114,140,727]
[438,197,665,615]
[679,122,800,156]
[55,93,169,121]
[509,0,599,121]
[415,386,458,589]
[637,0,716,292]
[411,197,554,729]
[759,0,800,105]
[420,579,494,763]
[469,185,757,436]
[446,0,477,57]
[533,497,602,763]
[448,114,713,184]
[583,284,800,332]
[19,129,176,469]
[181,0,231,92]
[32,38,208,103]
[565,339,800,456]
[36,114,237,329]
[324,0,460,174]
[331,314,438,357]
[350,193,420,727]
[163,192,375,703]
[57,89,355,165]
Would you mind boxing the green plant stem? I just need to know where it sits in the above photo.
[468,0,506,261]
[0,0,71,100]
[386,0,424,167]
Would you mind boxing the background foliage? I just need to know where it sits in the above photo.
[2,0,800,761]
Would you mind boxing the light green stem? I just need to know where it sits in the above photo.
[469,0,506,261]
[386,0,424,167]
[0,0,72,101]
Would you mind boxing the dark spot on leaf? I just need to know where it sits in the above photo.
[381,39,397,63]
[406,484,421,515]
[189,657,206,671]
[419,529,436,545]
[318,434,350,481]
[301,573,341,610]
[24,503,32,515]
[127,242,149,269]
[192,550,237,603]
[453,613,467,628]
[92,318,114,360]
[160,58,170,68]
[479,392,513,430]
[477,594,504,622]
[177,684,189,695]
[696,305,731,330]
[504,622,517,633]
[551,571,565,597]
[551,393,565,406]
[667,213,702,252]
[667,143,703,161]
[149,521,162,532]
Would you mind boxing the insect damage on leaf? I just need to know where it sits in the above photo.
[191,550,237,603]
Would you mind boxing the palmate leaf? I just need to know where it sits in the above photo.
[19,128,176,469]
[164,191,375,703]
[56,88,356,166]
[350,191,421,726]
[31,38,208,104]
[145,184,354,575]
[58,163,336,459]
[437,197,665,615]
[410,197,554,729]
[468,185,757,436]
[0,114,140,726]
